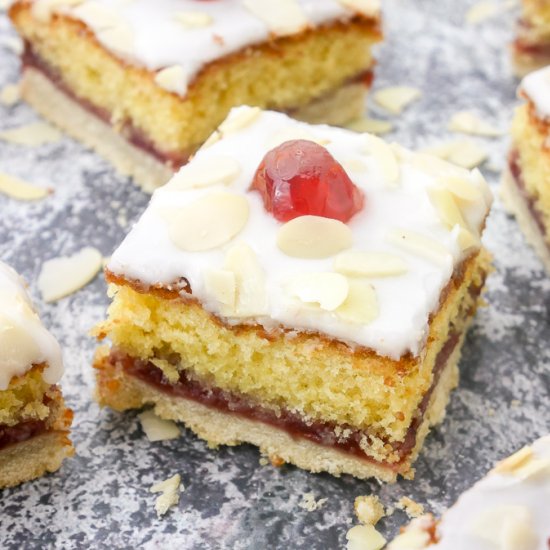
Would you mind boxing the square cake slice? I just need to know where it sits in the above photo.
[388,435,550,549]
[0,262,73,489]
[502,66,550,273]
[9,0,382,191]
[93,107,492,482]
[513,0,550,76]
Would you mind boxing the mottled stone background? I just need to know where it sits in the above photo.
[0,1,548,548]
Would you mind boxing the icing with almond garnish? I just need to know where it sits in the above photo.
[31,0,380,96]
[520,65,550,120]
[0,261,63,390]
[108,107,492,359]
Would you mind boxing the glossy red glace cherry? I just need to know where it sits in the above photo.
[250,139,364,223]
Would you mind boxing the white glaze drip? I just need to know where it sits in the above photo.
[521,65,550,119]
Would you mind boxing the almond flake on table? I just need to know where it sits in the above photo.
[138,409,181,442]
[0,121,62,146]
[0,83,20,106]
[373,86,421,115]
[346,117,393,135]
[448,110,503,137]
[38,247,103,302]
[150,474,182,518]
[346,524,386,550]
[421,139,488,169]
[0,172,50,200]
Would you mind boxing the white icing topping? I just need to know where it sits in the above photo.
[34,0,379,96]
[431,435,550,550]
[0,261,63,390]
[108,108,491,359]
[520,65,550,119]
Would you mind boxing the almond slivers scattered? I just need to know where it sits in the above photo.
[38,247,103,302]
[169,156,240,189]
[242,0,308,36]
[219,107,261,136]
[154,65,188,95]
[337,281,378,325]
[0,122,62,146]
[334,251,408,277]
[277,216,353,259]
[363,134,400,183]
[0,172,50,201]
[427,186,468,229]
[150,474,182,518]
[204,269,236,310]
[493,445,533,475]
[138,409,180,442]
[287,272,349,311]
[449,110,502,137]
[346,524,386,550]
[347,117,392,135]
[423,140,488,169]
[164,192,249,252]
[174,11,213,28]
[387,229,451,266]
[373,86,421,115]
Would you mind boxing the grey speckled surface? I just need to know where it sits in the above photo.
[0,1,549,548]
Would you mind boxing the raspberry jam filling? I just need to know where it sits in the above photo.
[0,418,48,451]
[250,139,364,222]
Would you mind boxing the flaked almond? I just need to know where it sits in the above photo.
[277,215,352,259]
[449,110,502,137]
[493,445,533,475]
[0,83,20,106]
[0,122,62,146]
[138,409,180,442]
[168,156,240,189]
[38,247,103,302]
[200,131,221,150]
[287,272,349,311]
[346,524,386,550]
[427,186,468,229]
[346,117,393,135]
[0,172,50,201]
[447,140,488,169]
[242,0,308,36]
[455,226,480,252]
[154,65,188,95]
[363,134,400,184]
[164,192,249,252]
[373,86,421,115]
[204,269,236,310]
[337,280,379,324]
[97,24,134,57]
[150,474,182,518]
[472,168,494,206]
[442,173,483,203]
[174,11,213,28]
[219,106,261,135]
[387,229,451,265]
[224,243,268,316]
[334,251,407,277]
[513,457,550,480]
[337,0,380,17]
[267,126,329,148]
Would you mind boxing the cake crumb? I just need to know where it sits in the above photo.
[396,496,424,519]
[259,456,269,466]
[0,83,20,106]
[150,474,182,517]
[138,409,181,442]
[354,495,385,526]
[299,493,328,512]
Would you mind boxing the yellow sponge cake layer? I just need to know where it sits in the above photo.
[514,0,550,74]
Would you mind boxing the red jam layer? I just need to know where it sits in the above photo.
[0,418,48,451]
[114,331,460,470]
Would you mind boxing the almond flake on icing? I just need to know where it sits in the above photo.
[168,157,240,190]
[363,135,400,183]
[442,174,484,203]
[219,106,261,136]
[342,158,368,173]
[345,524,386,550]
[200,131,221,150]
[204,269,236,311]
[32,0,84,22]
[334,251,408,278]
[73,2,121,29]
[427,186,468,230]
[346,117,393,135]
[373,86,421,115]
[337,281,379,325]
[138,409,180,442]
[154,65,188,96]
[241,0,308,36]
[164,193,249,252]
[287,273,349,311]
[447,140,488,169]
[449,110,503,137]
[0,83,20,107]
[512,457,550,481]
[0,122,62,146]
[337,0,381,17]
[150,474,182,518]
[97,24,134,57]
[0,172,50,201]
[174,11,213,29]
[38,247,103,302]
[387,229,451,266]
[268,127,329,148]
[277,216,353,259]
[493,445,533,475]
[224,243,268,316]
[455,226,480,253]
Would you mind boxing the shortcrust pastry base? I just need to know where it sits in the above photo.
[20,68,367,193]
[501,168,550,273]
[512,47,550,77]
[94,333,462,483]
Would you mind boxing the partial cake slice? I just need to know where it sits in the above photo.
[388,435,550,549]
[0,262,74,489]
[513,0,550,76]
[502,66,550,273]
[9,0,382,191]
[93,107,492,482]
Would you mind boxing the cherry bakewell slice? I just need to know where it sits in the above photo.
[250,139,364,223]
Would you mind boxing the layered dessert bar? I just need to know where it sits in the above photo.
[93,107,492,482]
[502,66,550,273]
[513,0,550,76]
[9,0,382,191]
[389,435,550,549]
[0,262,73,488]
